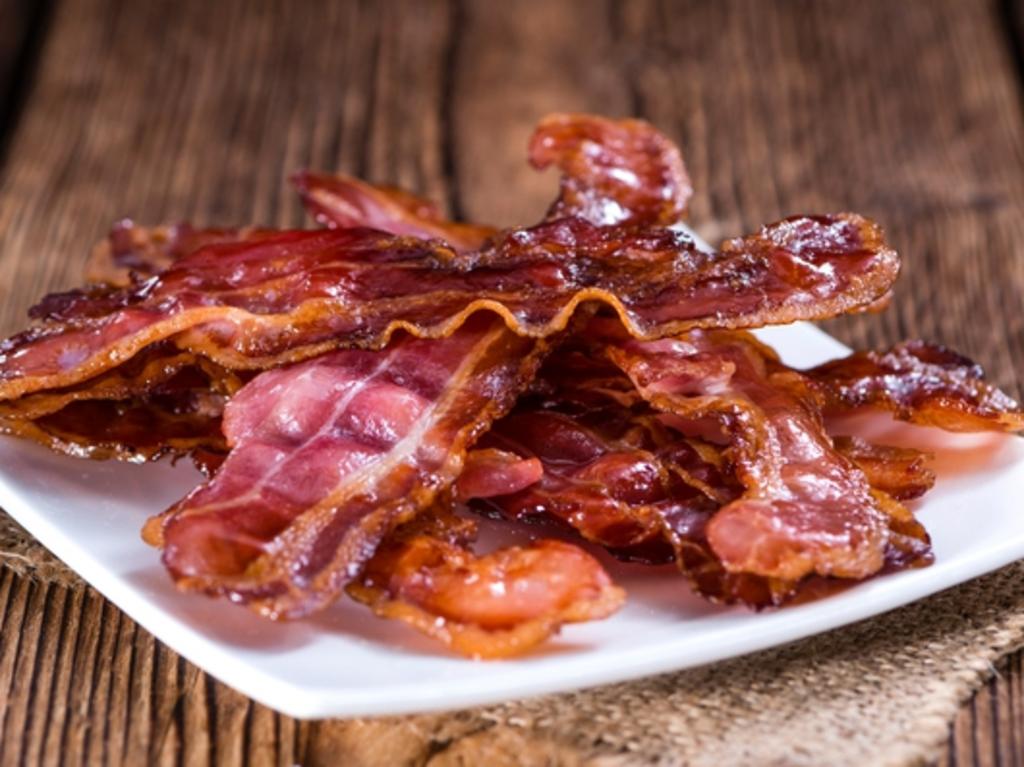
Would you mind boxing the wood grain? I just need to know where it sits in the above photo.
[0,0,1023,764]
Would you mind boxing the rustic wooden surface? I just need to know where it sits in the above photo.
[0,0,1022,764]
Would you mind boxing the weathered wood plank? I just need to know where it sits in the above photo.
[0,0,1022,765]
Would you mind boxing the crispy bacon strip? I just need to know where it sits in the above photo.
[85,220,263,286]
[144,317,547,619]
[804,341,1024,432]
[605,328,895,582]
[349,512,624,658]
[467,410,675,561]
[1,393,227,462]
[832,436,935,501]
[458,341,932,607]
[291,171,496,252]
[0,347,239,461]
[0,346,241,420]
[454,448,544,501]
[0,354,232,461]
[529,113,693,226]
[462,349,723,562]
[0,214,898,400]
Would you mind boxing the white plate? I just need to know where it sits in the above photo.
[2,327,1023,719]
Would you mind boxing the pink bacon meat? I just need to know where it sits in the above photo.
[144,317,550,619]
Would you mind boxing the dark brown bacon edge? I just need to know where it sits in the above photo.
[0,348,239,461]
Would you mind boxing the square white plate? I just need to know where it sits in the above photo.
[1,323,1023,719]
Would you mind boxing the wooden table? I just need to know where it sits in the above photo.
[0,1,1022,764]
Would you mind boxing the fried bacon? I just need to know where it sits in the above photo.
[291,171,496,252]
[349,511,624,658]
[805,340,1024,432]
[0,213,898,401]
[466,409,674,561]
[86,219,260,286]
[86,173,493,290]
[3,109,1024,654]
[2,393,227,462]
[457,339,933,607]
[832,436,935,501]
[605,328,896,582]
[529,113,693,226]
[0,347,237,461]
[144,317,548,619]
[454,448,544,501]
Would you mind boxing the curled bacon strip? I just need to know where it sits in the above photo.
[605,329,895,582]
[291,171,496,252]
[467,409,674,561]
[458,339,933,607]
[349,512,624,659]
[86,173,495,291]
[832,436,935,501]
[529,113,693,226]
[0,347,237,461]
[0,213,898,401]
[455,448,544,501]
[1,392,227,462]
[145,317,547,619]
[805,340,1024,432]
[85,220,260,286]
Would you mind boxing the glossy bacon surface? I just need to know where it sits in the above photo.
[832,436,936,501]
[0,213,898,400]
[146,317,547,619]
[462,349,722,561]
[459,340,933,607]
[0,347,237,461]
[86,220,261,286]
[606,329,896,582]
[806,340,1024,432]
[529,113,693,226]
[292,171,496,252]
[349,512,624,658]
[468,409,675,561]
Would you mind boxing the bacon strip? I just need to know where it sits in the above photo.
[85,220,261,286]
[0,213,898,401]
[349,512,624,658]
[144,317,548,619]
[0,347,238,461]
[467,409,675,561]
[291,171,496,252]
[0,346,241,419]
[458,338,932,607]
[604,328,894,582]
[529,113,693,226]
[805,340,1024,432]
[2,393,227,462]
[832,436,935,501]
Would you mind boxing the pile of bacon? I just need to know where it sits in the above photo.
[1,114,1022,658]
